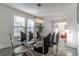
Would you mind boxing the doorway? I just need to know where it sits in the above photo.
[53,22,68,46]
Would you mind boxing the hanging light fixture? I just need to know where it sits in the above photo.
[34,17,45,24]
[33,4,44,24]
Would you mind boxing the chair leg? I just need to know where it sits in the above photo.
[22,52,28,56]
[55,45,58,56]
[12,52,15,56]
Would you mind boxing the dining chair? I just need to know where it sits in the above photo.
[51,32,55,47]
[51,32,59,55]
[33,33,51,55]
[28,31,33,41]
[20,31,26,42]
[36,31,40,39]
[9,33,30,56]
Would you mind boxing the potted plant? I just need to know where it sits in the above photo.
[35,23,43,33]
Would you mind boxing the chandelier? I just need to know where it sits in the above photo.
[34,17,45,24]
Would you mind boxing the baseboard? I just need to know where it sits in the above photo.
[66,44,77,48]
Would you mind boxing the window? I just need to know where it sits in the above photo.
[27,19,34,36]
[14,16,25,37]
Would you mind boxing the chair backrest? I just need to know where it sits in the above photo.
[56,32,59,45]
[51,32,59,45]
[20,31,26,42]
[36,31,40,39]
[43,33,51,54]
[51,32,55,46]
[29,31,33,41]
[9,33,14,50]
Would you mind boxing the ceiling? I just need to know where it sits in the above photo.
[3,3,76,20]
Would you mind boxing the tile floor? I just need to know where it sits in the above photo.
[0,45,77,56]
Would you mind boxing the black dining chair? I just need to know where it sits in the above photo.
[29,31,33,41]
[51,32,55,47]
[36,31,40,39]
[34,33,51,55]
[51,33,59,45]
[20,31,26,42]
[20,31,27,46]
[51,32,59,55]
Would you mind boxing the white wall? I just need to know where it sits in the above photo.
[77,4,79,56]
[0,4,33,49]
[66,11,77,48]
[77,24,79,55]
[67,4,77,48]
